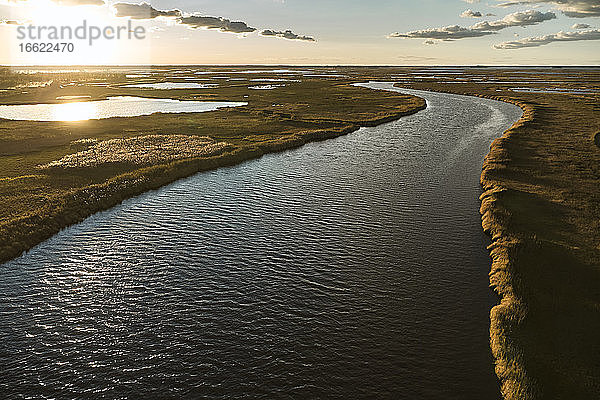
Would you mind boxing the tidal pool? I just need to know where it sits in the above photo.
[510,87,600,94]
[0,97,247,121]
[250,78,301,82]
[123,82,218,90]
[248,84,285,90]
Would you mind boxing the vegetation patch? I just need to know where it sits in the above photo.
[0,66,426,263]
[39,135,231,169]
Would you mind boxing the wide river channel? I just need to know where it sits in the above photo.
[0,82,522,399]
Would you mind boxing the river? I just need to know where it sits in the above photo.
[0,82,522,399]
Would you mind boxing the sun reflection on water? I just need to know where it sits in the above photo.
[52,101,97,121]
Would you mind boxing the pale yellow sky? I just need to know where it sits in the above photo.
[1,0,599,65]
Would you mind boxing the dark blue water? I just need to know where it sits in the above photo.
[0,83,522,399]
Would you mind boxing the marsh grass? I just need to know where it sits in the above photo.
[396,67,600,399]
[39,135,231,169]
[0,66,425,262]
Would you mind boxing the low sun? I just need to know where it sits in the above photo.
[52,100,98,121]
[29,0,99,26]
[8,0,145,65]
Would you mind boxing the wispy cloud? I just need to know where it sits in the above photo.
[494,28,600,48]
[113,3,181,19]
[496,1,600,18]
[179,15,256,33]
[390,10,556,40]
[260,29,315,41]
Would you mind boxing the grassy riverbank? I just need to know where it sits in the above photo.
[393,67,600,399]
[0,67,425,263]
[1,66,598,398]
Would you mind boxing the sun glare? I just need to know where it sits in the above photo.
[7,0,153,65]
[52,101,97,121]
[29,0,89,25]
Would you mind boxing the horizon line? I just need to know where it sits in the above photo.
[2,64,600,68]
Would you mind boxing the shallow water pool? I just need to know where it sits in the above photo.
[0,97,246,121]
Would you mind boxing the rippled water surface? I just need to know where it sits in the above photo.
[0,97,246,121]
[0,82,522,399]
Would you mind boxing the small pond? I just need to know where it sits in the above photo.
[123,82,218,90]
[0,97,247,121]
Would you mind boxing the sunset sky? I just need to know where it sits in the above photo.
[1,0,599,65]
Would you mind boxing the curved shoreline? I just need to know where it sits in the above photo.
[479,99,537,399]
[3,84,521,399]
[392,82,541,397]
[386,83,536,397]
[4,79,597,398]
[0,94,426,264]
[400,84,599,399]
[2,83,525,396]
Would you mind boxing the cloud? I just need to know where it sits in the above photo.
[470,9,556,30]
[496,1,600,18]
[260,29,315,41]
[179,15,256,33]
[494,28,600,48]
[113,3,181,19]
[390,10,556,40]
[572,22,592,28]
[461,9,483,17]
[390,25,493,39]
